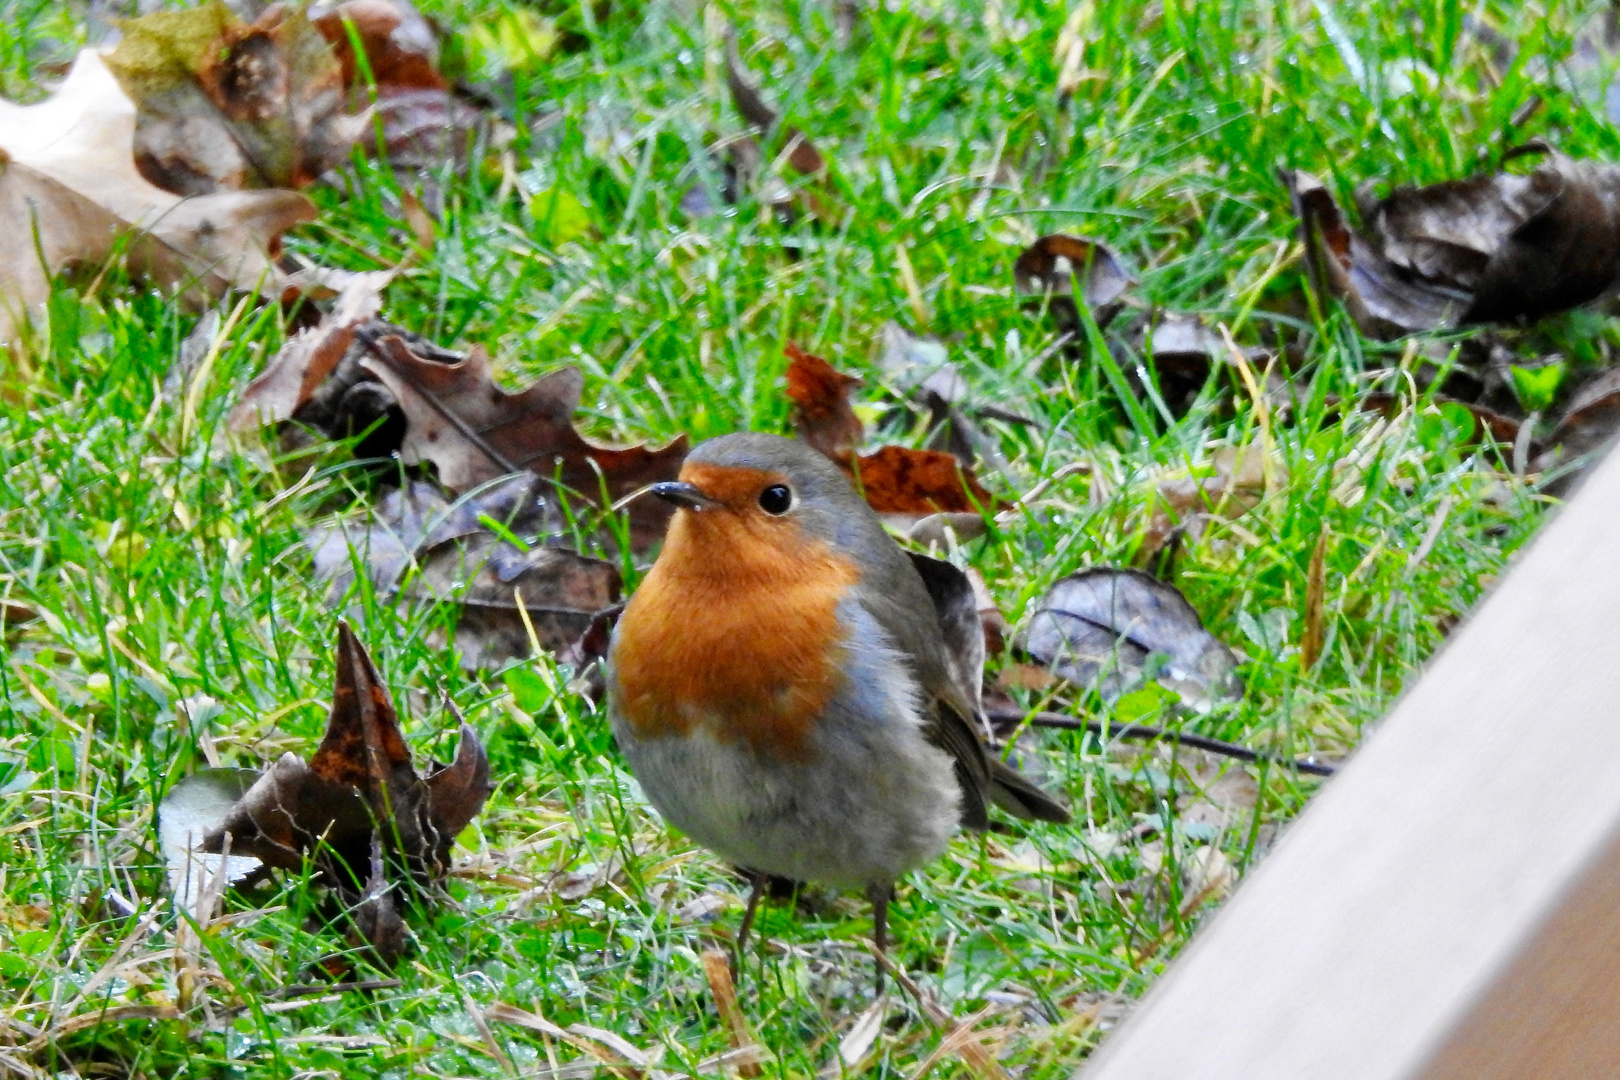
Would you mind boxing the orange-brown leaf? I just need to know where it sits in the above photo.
[850,445,994,515]
[314,0,447,93]
[785,342,864,459]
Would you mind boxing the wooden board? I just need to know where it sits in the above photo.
[1080,445,1620,1080]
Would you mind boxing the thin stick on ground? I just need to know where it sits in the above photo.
[986,706,1338,776]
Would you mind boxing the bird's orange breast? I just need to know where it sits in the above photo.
[610,478,861,762]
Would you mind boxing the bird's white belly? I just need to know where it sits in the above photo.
[609,617,961,889]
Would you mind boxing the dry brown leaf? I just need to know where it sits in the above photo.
[104,1,369,195]
[681,36,826,222]
[314,0,489,171]
[1286,152,1620,335]
[1532,367,1620,493]
[851,444,994,515]
[204,751,369,872]
[1360,149,1620,323]
[0,51,316,347]
[316,0,444,92]
[725,37,825,177]
[1014,233,1134,335]
[1286,168,1467,336]
[701,950,764,1079]
[233,322,683,552]
[359,332,687,552]
[181,622,490,965]
[785,340,862,458]
[310,476,622,670]
[1125,313,1296,418]
[229,269,395,429]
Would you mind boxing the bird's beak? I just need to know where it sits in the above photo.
[648,481,720,511]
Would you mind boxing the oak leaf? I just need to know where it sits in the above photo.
[0,50,315,347]
[359,332,686,552]
[310,476,622,670]
[228,268,395,429]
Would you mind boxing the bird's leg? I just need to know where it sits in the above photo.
[734,871,768,977]
[865,882,894,996]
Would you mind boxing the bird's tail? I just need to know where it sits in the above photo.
[987,757,1072,824]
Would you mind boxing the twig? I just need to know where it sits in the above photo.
[985,706,1337,777]
[461,988,518,1077]
[700,950,765,1078]
[263,979,402,1001]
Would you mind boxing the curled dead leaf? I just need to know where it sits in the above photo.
[1014,233,1134,335]
[158,769,266,911]
[228,269,395,430]
[315,0,444,92]
[1021,568,1242,708]
[178,623,490,965]
[786,342,863,459]
[683,36,826,221]
[782,344,997,520]
[724,36,824,177]
[233,320,685,552]
[104,1,369,194]
[1286,151,1620,335]
[313,0,491,171]
[1285,168,1466,336]
[1359,149,1620,324]
[205,750,370,871]
[426,715,492,840]
[1122,314,1296,418]
[1532,367,1620,493]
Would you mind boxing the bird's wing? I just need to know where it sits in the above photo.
[987,756,1072,824]
[926,696,994,831]
[852,563,995,830]
[861,549,1071,829]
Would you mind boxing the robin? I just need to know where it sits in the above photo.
[606,432,1070,985]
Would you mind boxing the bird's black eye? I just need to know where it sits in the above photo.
[758,484,793,515]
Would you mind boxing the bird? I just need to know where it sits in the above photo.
[606,431,1070,987]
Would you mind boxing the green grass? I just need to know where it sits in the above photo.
[0,0,1605,1075]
